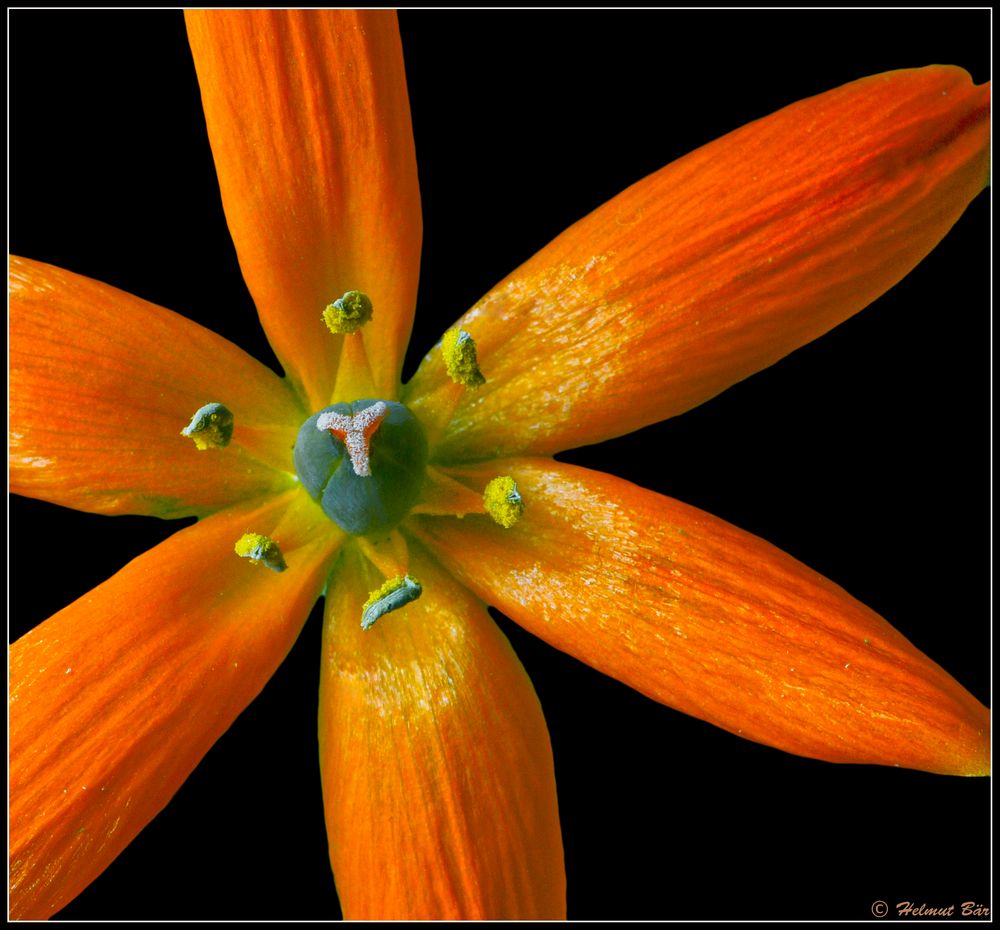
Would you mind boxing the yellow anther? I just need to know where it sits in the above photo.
[361,574,422,630]
[181,403,233,450]
[483,476,524,528]
[322,290,373,335]
[234,532,287,573]
[441,327,486,387]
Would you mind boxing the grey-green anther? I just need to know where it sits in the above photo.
[361,575,422,630]
[181,402,233,450]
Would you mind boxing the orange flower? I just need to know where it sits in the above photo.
[9,11,990,921]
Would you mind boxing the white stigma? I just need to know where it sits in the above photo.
[316,402,388,477]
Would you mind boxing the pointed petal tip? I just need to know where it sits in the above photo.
[410,64,989,460]
[952,719,991,778]
[411,459,989,780]
[8,493,338,919]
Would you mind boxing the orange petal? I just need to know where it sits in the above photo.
[9,490,341,920]
[410,459,989,777]
[9,256,301,518]
[318,543,565,919]
[185,10,421,408]
[405,67,989,460]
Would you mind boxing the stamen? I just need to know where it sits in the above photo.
[442,328,486,387]
[483,475,524,528]
[180,402,233,450]
[234,532,287,572]
[322,290,374,335]
[316,401,388,477]
[361,574,422,630]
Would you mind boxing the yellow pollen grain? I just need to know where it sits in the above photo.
[322,290,373,335]
[441,327,486,387]
[234,532,287,572]
[483,476,524,528]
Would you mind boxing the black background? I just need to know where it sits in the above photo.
[9,9,990,921]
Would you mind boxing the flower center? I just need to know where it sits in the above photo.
[293,399,428,536]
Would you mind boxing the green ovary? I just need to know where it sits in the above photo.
[293,399,428,536]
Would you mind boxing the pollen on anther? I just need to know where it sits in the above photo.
[442,327,486,387]
[316,401,387,477]
[322,290,373,335]
[361,575,422,630]
[234,532,287,572]
[484,475,524,528]
[181,402,233,450]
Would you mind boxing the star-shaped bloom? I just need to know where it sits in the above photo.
[9,10,990,921]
